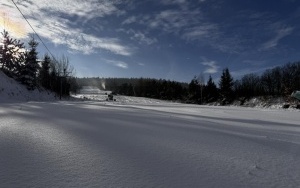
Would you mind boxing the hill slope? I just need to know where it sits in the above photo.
[0,71,57,103]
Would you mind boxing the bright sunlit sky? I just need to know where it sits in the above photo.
[1,0,300,82]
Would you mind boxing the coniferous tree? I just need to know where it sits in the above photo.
[0,30,78,97]
[188,76,200,103]
[219,68,234,104]
[39,54,51,89]
[0,30,25,77]
[19,37,40,90]
[204,75,218,102]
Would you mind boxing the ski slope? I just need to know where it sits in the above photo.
[1,100,299,187]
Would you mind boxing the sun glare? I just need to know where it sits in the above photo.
[0,11,27,39]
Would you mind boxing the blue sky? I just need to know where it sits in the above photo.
[1,0,300,83]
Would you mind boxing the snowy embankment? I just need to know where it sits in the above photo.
[1,99,300,187]
[0,71,56,103]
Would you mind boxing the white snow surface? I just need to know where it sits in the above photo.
[0,71,57,103]
[1,99,300,187]
[1,72,300,187]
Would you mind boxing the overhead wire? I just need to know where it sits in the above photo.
[10,0,58,62]
[10,0,103,78]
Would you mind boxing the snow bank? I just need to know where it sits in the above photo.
[0,71,57,103]
[233,96,300,111]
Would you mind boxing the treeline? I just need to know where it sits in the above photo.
[77,61,300,105]
[77,77,189,100]
[234,62,300,101]
[0,30,77,97]
[189,62,300,104]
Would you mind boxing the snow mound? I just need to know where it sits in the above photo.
[0,71,57,103]
[236,97,300,111]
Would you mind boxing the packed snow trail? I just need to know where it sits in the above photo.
[0,101,299,187]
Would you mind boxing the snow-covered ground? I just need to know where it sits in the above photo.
[1,99,299,187]
[0,71,57,103]
[1,72,300,187]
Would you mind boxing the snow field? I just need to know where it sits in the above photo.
[0,101,299,187]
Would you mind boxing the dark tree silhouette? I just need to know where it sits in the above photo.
[19,37,40,90]
[204,75,218,103]
[219,68,234,104]
[39,54,51,90]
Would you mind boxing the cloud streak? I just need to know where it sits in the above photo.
[202,61,219,74]
[122,16,136,25]
[137,8,242,54]
[127,29,157,45]
[105,59,128,69]
[146,9,203,33]
[130,31,157,45]
[183,24,219,40]
[261,27,293,50]
[1,0,133,56]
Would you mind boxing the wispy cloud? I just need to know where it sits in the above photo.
[129,30,157,45]
[118,29,157,45]
[161,0,189,10]
[140,8,242,54]
[183,24,219,40]
[0,0,133,56]
[22,0,119,20]
[146,9,203,33]
[27,16,133,56]
[201,61,219,74]
[261,27,294,50]
[231,66,275,78]
[243,60,267,66]
[161,0,206,10]
[105,59,128,69]
[162,0,187,4]
[122,16,136,25]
